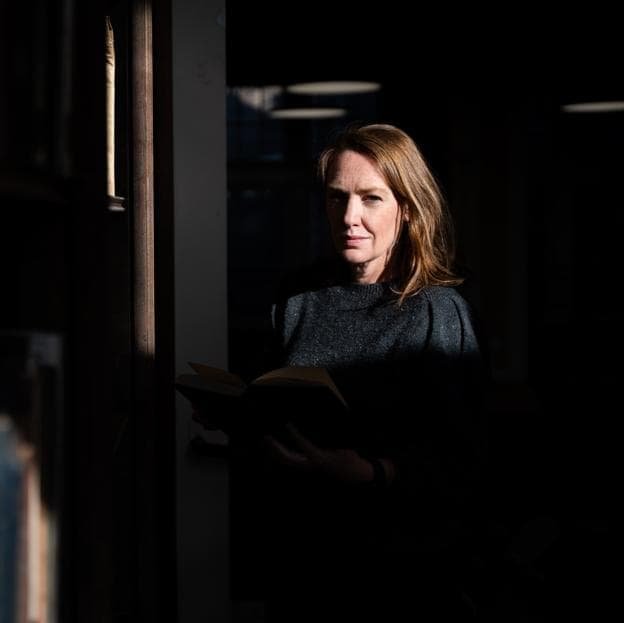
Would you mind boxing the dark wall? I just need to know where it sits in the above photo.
[226,3,620,619]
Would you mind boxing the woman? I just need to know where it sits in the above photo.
[265,123,486,488]
[206,123,488,621]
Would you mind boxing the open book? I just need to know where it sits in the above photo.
[175,362,351,446]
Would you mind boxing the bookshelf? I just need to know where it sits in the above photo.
[0,2,113,622]
[1,2,176,621]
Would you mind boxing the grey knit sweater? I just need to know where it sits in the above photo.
[240,265,490,595]
[270,270,488,517]
[228,263,486,621]
[273,280,482,381]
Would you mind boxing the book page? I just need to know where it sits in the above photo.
[253,367,347,408]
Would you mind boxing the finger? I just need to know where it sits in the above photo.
[262,435,309,467]
[191,412,217,430]
[283,422,324,460]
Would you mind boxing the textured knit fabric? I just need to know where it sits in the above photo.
[271,268,488,519]
[237,262,488,622]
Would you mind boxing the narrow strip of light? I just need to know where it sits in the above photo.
[287,81,382,95]
[269,107,347,120]
[561,101,624,113]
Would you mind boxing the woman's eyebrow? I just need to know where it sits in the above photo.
[326,186,388,195]
[326,186,348,195]
[357,187,387,195]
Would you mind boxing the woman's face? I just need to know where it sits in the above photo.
[325,150,402,284]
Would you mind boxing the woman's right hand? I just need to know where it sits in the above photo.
[190,402,222,431]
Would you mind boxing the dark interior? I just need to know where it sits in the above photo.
[0,1,618,621]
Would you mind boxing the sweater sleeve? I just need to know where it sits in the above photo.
[351,289,489,513]
[396,290,487,510]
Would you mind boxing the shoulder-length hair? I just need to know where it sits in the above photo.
[317,123,463,304]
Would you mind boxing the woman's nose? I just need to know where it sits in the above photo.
[342,196,361,226]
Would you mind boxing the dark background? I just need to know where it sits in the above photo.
[226,3,619,619]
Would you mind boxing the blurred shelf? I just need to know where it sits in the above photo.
[0,171,71,206]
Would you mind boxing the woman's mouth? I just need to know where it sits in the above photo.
[342,235,369,246]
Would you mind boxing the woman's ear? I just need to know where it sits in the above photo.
[402,207,410,222]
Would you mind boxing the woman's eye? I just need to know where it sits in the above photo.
[327,193,345,206]
[364,195,382,203]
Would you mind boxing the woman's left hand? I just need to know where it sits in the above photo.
[262,422,375,485]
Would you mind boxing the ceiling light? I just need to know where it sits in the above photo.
[561,101,624,113]
[286,81,382,96]
[269,107,347,120]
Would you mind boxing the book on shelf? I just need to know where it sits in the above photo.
[175,362,353,447]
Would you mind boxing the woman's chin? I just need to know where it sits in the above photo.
[339,249,369,265]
